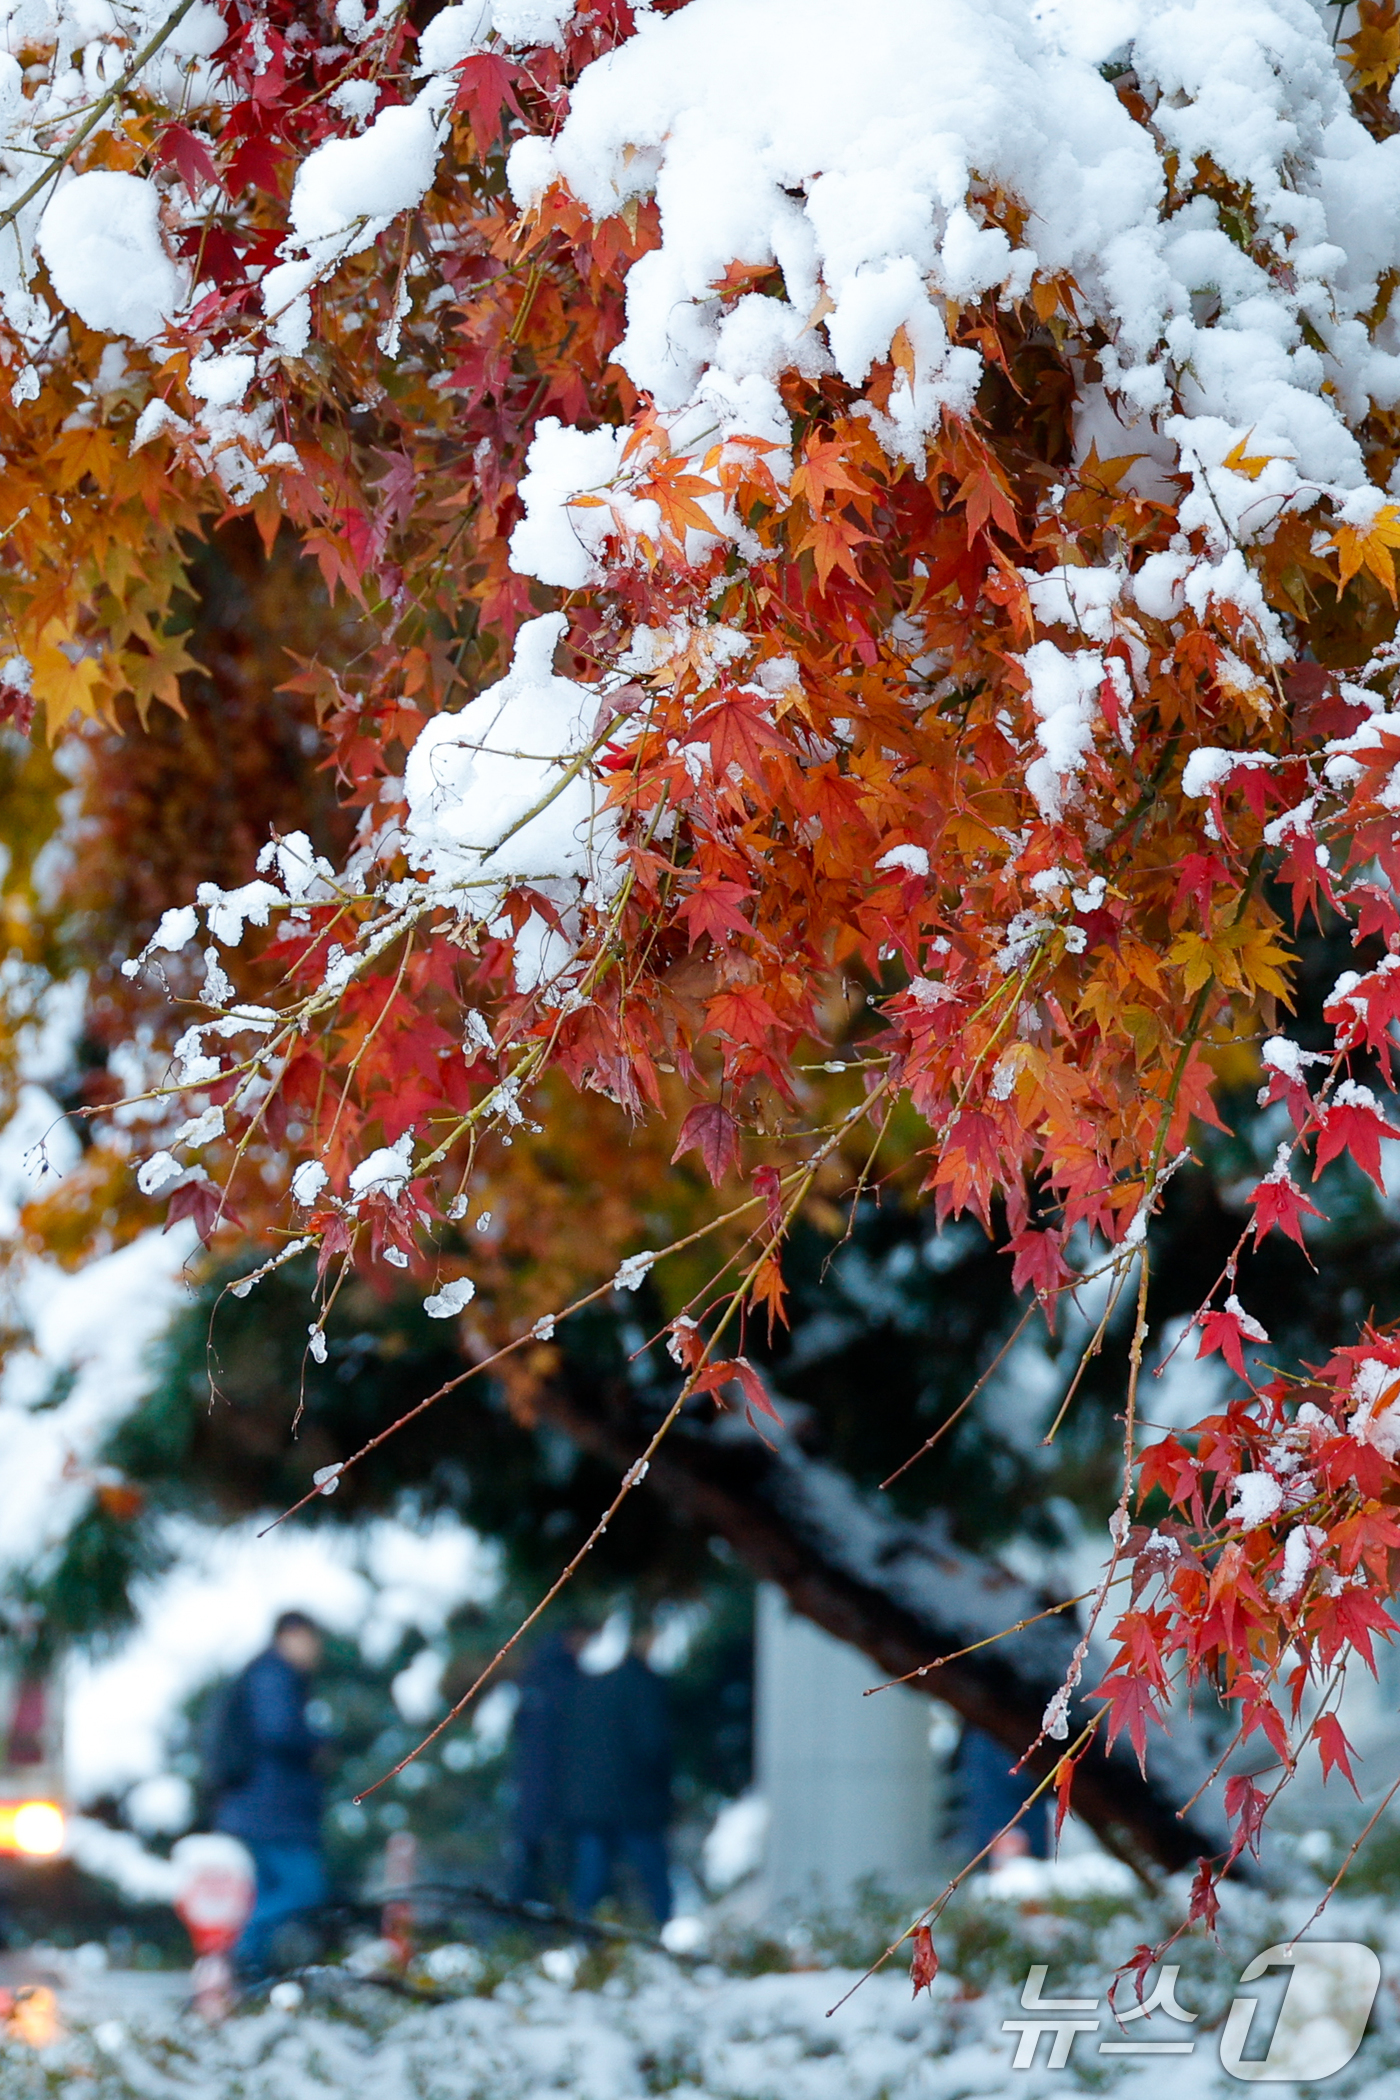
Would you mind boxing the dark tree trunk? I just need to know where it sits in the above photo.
[533,1376,1227,1882]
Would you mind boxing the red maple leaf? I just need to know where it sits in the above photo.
[1138,1436,1200,1511]
[454,53,523,154]
[1316,1711,1361,1793]
[705,985,781,1046]
[1352,883,1400,947]
[1286,661,1369,740]
[1223,1772,1268,1862]
[1249,1168,1324,1247]
[1007,1226,1074,1306]
[1109,1943,1159,2015]
[699,694,793,781]
[1332,1504,1400,1578]
[1231,1673,1292,1762]
[224,128,286,198]
[157,122,220,194]
[0,680,34,736]
[1312,1086,1399,1190]
[1173,851,1230,924]
[1325,961,1400,1075]
[752,1162,784,1239]
[678,878,754,948]
[1095,1671,1163,1769]
[1109,1608,1172,1692]
[1052,1750,1078,1849]
[732,1356,782,1422]
[1327,1586,1398,1673]
[165,1179,239,1245]
[1187,1859,1220,1934]
[671,1102,741,1186]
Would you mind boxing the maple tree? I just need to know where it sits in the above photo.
[10,0,1400,1960]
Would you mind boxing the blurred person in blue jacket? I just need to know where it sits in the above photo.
[560,1641,672,1927]
[209,1611,327,1974]
[951,1724,1049,1867]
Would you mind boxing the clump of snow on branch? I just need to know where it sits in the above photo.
[1349,1358,1400,1461]
[118,619,630,1213]
[0,1,223,352]
[1018,645,1108,823]
[403,612,626,993]
[37,171,184,344]
[423,1275,476,1318]
[415,0,575,71]
[121,831,335,985]
[257,0,572,356]
[261,79,455,357]
[612,1249,656,1292]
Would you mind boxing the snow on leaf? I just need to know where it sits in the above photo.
[348,1134,415,1202]
[1249,1160,1324,1247]
[38,173,183,343]
[292,1161,330,1207]
[1312,1082,1399,1191]
[1198,1296,1271,1380]
[1226,1470,1284,1530]
[136,1152,182,1197]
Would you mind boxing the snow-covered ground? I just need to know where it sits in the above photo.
[3,1868,1399,2098]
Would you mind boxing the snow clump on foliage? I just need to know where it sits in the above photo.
[403,612,625,993]
[37,172,184,344]
[498,0,1400,820]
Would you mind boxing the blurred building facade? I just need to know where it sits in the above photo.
[755,1586,945,1908]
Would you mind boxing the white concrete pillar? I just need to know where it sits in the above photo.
[755,1585,939,1908]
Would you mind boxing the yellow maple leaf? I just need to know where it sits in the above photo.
[30,623,106,733]
[1220,433,1277,482]
[50,424,117,496]
[1166,929,1220,996]
[1168,920,1293,1001]
[1329,502,1400,601]
[1231,923,1294,1000]
[1345,13,1400,90]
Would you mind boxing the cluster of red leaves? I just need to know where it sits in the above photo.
[1092,1333,1400,1912]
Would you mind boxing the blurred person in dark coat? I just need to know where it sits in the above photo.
[507,1629,580,1904]
[560,1640,672,1926]
[951,1724,1048,1867]
[211,1611,327,1973]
